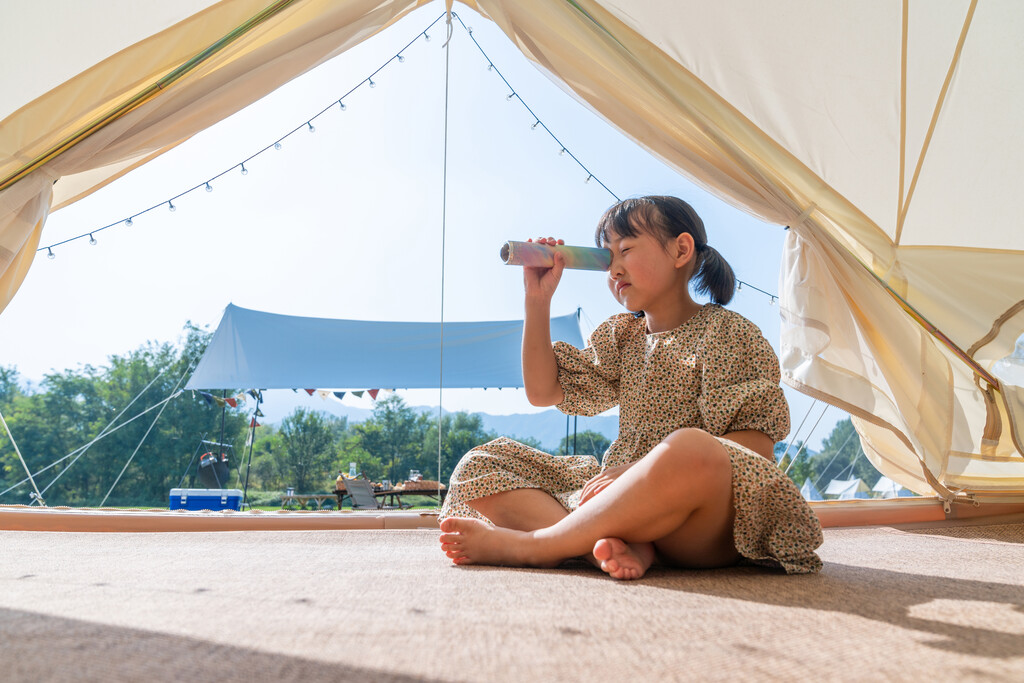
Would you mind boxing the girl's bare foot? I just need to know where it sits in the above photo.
[439,517,561,568]
[593,538,655,580]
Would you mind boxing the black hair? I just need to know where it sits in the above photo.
[595,195,735,305]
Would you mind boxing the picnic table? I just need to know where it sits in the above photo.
[333,485,447,510]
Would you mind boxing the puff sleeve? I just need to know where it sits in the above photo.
[552,314,628,416]
[697,311,790,443]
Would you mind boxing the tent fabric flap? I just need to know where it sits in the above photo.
[185,304,584,390]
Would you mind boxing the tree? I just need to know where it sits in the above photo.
[557,430,611,458]
[420,411,498,483]
[807,418,880,489]
[278,408,339,492]
[350,396,428,483]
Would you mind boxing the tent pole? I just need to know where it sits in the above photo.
[242,393,260,509]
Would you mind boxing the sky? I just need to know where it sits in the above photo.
[0,3,846,450]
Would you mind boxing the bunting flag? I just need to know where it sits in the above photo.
[316,390,332,400]
[351,390,364,398]
[248,389,260,401]
[367,389,380,400]
[332,391,346,402]
[213,396,226,408]
[304,388,315,396]
[255,408,264,417]
[225,398,237,408]
[245,429,253,449]
[199,391,214,405]
[380,388,394,398]
[250,417,260,429]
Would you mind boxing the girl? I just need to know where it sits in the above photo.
[438,196,822,579]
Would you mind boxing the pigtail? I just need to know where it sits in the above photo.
[693,245,736,306]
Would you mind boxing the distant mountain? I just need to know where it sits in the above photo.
[259,398,618,453]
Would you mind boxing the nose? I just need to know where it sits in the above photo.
[607,250,623,279]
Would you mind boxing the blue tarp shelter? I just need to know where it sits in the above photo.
[185,304,585,391]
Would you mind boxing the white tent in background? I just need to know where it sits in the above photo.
[800,479,823,502]
[2,1,1024,511]
[825,478,871,501]
[873,476,915,499]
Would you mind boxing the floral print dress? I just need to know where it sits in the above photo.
[439,304,823,574]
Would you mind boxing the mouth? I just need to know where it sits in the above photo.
[615,282,630,296]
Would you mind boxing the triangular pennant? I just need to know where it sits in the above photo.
[213,397,226,408]
[304,389,315,396]
[250,417,261,429]
[199,392,214,405]
[317,390,331,400]
[225,398,237,408]
[352,390,364,398]
[234,394,246,406]
[368,389,380,400]
[255,408,264,417]
[248,389,260,401]
[332,391,346,402]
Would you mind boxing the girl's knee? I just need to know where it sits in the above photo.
[651,429,730,480]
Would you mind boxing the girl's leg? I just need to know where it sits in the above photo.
[439,428,739,576]
[457,488,656,575]
[466,488,569,531]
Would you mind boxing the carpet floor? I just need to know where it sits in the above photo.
[1,522,1022,682]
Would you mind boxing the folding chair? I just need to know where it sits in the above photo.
[342,478,404,510]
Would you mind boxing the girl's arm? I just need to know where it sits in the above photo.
[522,239,565,407]
[722,429,775,461]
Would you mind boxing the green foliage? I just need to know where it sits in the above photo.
[421,411,498,483]
[349,395,429,484]
[781,418,884,494]
[0,323,249,506]
[557,430,611,457]
[277,408,341,492]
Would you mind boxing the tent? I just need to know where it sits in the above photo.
[2,0,1023,507]
[800,478,823,502]
[873,476,914,499]
[825,478,871,501]
[185,303,585,390]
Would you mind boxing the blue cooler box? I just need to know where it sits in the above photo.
[169,488,243,511]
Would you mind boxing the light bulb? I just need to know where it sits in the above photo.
[47,248,55,260]
[737,282,743,291]
[338,101,346,111]
[585,175,592,184]
[559,148,566,156]
[205,182,213,192]
[125,218,133,227]
[89,234,97,246]
[424,32,430,41]
[770,297,777,306]
[240,164,248,175]
[168,200,176,212]
[506,92,515,101]
[274,141,282,150]
[307,122,315,133]
[531,121,540,130]
[487,64,494,71]
[397,54,405,63]
[368,78,376,88]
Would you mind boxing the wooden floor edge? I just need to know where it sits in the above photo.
[3,499,1024,533]
[0,506,441,532]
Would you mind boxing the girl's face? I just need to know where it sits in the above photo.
[603,226,692,312]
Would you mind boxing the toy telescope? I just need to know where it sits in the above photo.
[500,241,611,271]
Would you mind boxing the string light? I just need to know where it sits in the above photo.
[167,200,176,212]
[34,11,779,305]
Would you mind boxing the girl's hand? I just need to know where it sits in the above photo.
[579,463,632,505]
[523,237,565,301]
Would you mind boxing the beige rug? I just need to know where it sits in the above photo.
[1,523,1022,682]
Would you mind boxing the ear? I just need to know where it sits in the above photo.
[673,232,696,269]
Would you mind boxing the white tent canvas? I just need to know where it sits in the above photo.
[2,0,1023,507]
[825,478,871,501]
[800,478,823,502]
